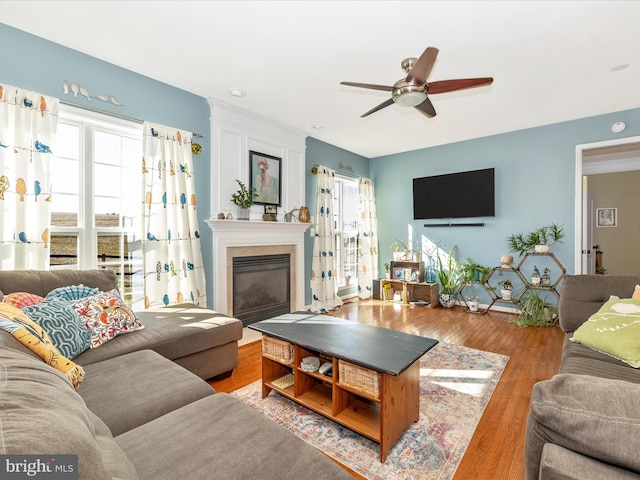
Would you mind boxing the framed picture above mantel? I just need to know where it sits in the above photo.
[249,150,282,206]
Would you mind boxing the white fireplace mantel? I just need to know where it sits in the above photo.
[205,219,312,316]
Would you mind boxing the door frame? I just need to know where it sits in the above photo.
[574,135,640,273]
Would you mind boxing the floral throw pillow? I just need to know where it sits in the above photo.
[3,292,45,309]
[70,289,144,348]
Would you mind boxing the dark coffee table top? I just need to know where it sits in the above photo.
[249,312,438,375]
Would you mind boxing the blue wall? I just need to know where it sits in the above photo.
[0,24,214,307]
[371,108,640,278]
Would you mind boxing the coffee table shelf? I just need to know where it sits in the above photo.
[251,313,438,463]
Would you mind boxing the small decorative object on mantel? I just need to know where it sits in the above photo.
[284,207,299,222]
[500,254,514,268]
[263,205,277,222]
[217,212,225,219]
[225,213,233,220]
[230,179,258,221]
[298,206,311,223]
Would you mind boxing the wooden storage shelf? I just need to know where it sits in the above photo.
[380,278,439,306]
[260,335,420,462]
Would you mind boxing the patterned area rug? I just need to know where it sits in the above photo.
[232,342,509,480]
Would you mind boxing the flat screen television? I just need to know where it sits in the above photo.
[413,168,495,219]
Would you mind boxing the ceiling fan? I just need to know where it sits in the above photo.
[340,47,493,118]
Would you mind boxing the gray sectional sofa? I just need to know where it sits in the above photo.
[0,269,353,480]
[525,274,640,480]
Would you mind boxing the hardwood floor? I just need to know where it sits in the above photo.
[209,299,565,480]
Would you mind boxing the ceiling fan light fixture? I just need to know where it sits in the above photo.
[392,82,427,107]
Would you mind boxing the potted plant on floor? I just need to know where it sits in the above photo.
[509,292,557,327]
[506,223,565,256]
[437,245,461,308]
[230,179,258,220]
[467,295,480,312]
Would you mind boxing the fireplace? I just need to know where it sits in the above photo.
[206,220,312,319]
[232,254,290,326]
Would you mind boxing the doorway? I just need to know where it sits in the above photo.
[575,136,640,274]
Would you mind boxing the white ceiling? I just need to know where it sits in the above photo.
[2,1,640,158]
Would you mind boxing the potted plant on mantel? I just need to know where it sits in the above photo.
[506,223,565,256]
[284,207,299,222]
[230,179,258,221]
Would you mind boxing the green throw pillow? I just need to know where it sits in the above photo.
[571,295,640,367]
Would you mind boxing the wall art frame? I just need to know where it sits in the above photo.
[596,207,617,228]
[249,150,282,206]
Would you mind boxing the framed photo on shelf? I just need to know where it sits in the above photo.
[393,268,405,279]
[249,150,282,206]
[264,205,277,215]
[596,207,617,227]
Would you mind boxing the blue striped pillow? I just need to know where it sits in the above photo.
[22,297,91,359]
[47,285,99,302]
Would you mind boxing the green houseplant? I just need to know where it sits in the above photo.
[437,245,461,307]
[460,258,492,283]
[509,292,557,327]
[230,179,258,220]
[507,223,565,256]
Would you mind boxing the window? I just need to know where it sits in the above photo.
[333,175,359,287]
[50,106,143,306]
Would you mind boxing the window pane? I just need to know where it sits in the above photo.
[95,163,122,198]
[97,233,143,307]
[51,210,78,227]
[94,131,122,166]
[50,234,78,267]
[54,123,80,159]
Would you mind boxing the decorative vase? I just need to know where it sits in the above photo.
[534,244,550,254]
[237,207,250,220]
[439,293,455,308]
[500,254,514,268]
[298,206,310,223]
[284,213,293,222]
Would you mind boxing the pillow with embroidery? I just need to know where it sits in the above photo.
[3,292,45,309]
[47,285,99,302]
[22,297,91,359]
[70,289,144,348]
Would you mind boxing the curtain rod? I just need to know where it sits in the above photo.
[60,100,204,137]
[311,163,360,179]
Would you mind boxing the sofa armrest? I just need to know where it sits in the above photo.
[540,444,640,480]
[525,374,640,480]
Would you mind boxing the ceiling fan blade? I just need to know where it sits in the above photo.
[340,81,393,92]
[406,47,439,85]
[361,98,395,117]
[427,77,494,94]
[414,97,437,118]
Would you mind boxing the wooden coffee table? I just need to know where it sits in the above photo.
[250,312,438,462]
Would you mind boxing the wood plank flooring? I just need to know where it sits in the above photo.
[209,299,565,480]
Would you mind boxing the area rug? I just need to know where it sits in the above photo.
[232,342,509,480]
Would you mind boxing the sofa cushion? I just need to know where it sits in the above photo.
[0,269,118,297]
[540,444,640,480]
[71,289,144,348]
[526,374,640,479]
[73,304,242,366]
[0,348,140,480]
[570,296,640,367]
[115,393,353,480]
[77,350,215,436]
[22,297,91,359]
[3,291,45,308]
[47,284,99,301]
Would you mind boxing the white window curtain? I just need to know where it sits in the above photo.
[310,165,343,313]
[357,177,378,299]
[142,122,206,308]
[0,84,59,270]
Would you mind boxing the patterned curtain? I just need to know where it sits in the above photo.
[142,122,206,308]
[0,84,59,270]
[310,165,343,313]
[357,178,378,299]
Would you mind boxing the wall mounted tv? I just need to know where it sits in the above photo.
[413,168,495,219]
